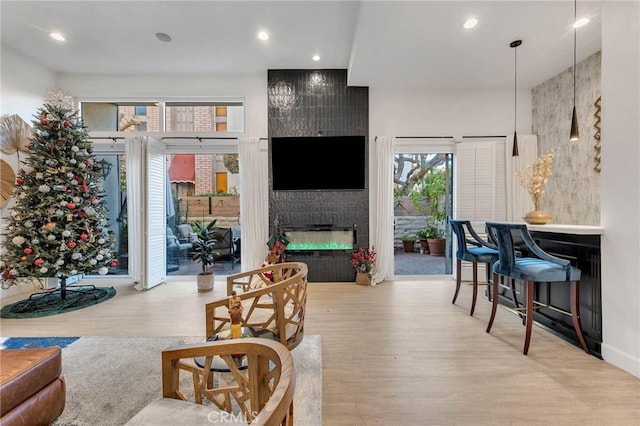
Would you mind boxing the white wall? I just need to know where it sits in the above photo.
[0,47,57,120]
[56,73,268,137]
[370,87,531,138]
[600,1,640,378]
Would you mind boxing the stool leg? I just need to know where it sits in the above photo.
[452,259,462,304]
[470,262,478,316]
[523,281,534,355]
[570,281,591,354]
[486,272,500,333]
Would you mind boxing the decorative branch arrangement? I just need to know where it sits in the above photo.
[517,151,555,211]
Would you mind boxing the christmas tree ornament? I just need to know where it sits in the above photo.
[11,236,25,246]
[16,176,24,185]
[47,235,56,241]
[66,213,73,221]
[62,230,71,237]
[38,184,50,192]
[80,233,88,240]
[67,241,77,248]
[39,267,48,273]
[98,267,108,275]
[21,256,27,262]
[72,196,80,203]
[66,202,76,209]
[23,247,33,254]
[56,259,64,266]
[44,222,55,230]
[36,172,44,179]
[33,258,44,266]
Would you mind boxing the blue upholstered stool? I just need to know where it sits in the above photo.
[450,220,499,316]
[485,222,590,355]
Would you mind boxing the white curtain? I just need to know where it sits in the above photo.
[238,136,269,271]
[125,135,143,286]
[370,136,395,285]
[506,134,538,221]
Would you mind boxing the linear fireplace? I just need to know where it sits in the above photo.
[283,225,356,253]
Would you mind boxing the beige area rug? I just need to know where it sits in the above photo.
[52,335,322,426]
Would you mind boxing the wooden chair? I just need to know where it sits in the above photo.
[126,338,295,426]
[484,222,590,355]
[206,262,308,351]
[450,220,499,316]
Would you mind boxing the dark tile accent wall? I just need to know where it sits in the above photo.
[267,69,369,282]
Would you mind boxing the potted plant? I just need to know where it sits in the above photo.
[424,226,445,256]
[351,247,376,286]
[416,229,431,254]
[191,220,218,292]
[401,234,416,253]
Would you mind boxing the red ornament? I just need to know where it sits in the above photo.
[109,260,118,268]
[23,247,33,254]
[87,148,93,154]
[80,233,88,240]
[67,241,77,249]
[33,258,44,266]
[40,118,48,125]
[81,182,89,192]
[16,177,24,185]
[66,202,76,209]
[63,120,72,128]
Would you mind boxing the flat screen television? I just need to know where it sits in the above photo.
[271,136,366,191]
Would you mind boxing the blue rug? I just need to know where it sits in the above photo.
[1,336,80,349]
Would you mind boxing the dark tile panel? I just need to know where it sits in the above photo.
[268,69,369,281]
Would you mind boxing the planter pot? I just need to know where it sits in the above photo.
[197,272,214,292]
[355,272,371,286]
[402,240,416,253]
[419,238,431,255]
[427,238,445,256]
[523,210,552,225]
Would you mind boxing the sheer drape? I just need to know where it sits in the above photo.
[506,134,538,221]
[125,135,143,286]
[370,136,395,285]
[238,136,268,271]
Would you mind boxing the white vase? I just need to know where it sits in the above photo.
[197,272,214,292]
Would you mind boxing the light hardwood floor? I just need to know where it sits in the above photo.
[1,277,639,425]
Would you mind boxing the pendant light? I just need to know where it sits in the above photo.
[570,0,580,141]
[510,39,522,157]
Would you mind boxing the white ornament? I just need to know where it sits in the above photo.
[69,159,77,164]
[39,267,48,273]
[96,254,104,261]
[89,259,97,265]
[38,184,50,193]
[67,172,74,178]
[19,192,28,199]
[24,221,33,228]
[32,239,40,245]
[72,196,81,203]
[79,163,86,169]
[97,238,105,244]
[62,230,71,237]
[11,236,25,246]
[71,253,81,260]
[55,209,64,217]
[70,269,78,275]
[98,267,108,275]
[9,269,18,276]
[60,201,68,207]
[47,235,56,241]
[56,259,64,265]
[72,146,80,152]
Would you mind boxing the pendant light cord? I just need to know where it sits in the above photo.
[573,0,577,107]
[514,45,518,132]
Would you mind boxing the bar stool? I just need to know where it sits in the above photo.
[484,222,590,355]
[450,220,499,316]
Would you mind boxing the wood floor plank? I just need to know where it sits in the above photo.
[1,277,639,425]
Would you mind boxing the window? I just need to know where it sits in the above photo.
[165,102,244,132]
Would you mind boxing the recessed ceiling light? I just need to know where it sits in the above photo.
[573,18,590,28]
[258,31,269,41]
[49,32,65,42]
[155,32,172,42]
[312,55,320,61]
[463,18,478,29]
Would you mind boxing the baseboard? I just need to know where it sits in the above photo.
[601,342,640,378]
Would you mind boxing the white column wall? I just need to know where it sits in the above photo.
[56,73,268,137]
[370,87,531,137]
[0,47,57,121]
[600,1,640,378]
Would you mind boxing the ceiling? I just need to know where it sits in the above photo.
[1,1,603,91]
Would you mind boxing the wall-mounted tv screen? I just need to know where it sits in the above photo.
[271,136,366,191]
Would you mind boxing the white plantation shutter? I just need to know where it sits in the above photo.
[454,138,507,281]
[143,138,167,289]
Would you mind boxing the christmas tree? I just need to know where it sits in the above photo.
[0,91,117,297]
